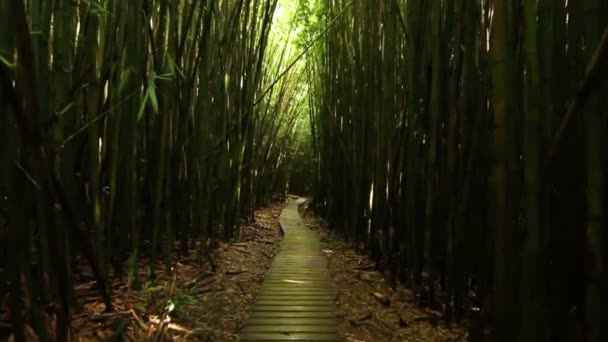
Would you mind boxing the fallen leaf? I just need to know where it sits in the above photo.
[398,314,409,328]
[372,292,390,306]
[355,312,373,321]
[226,269,248,275]
[354,263,376,270]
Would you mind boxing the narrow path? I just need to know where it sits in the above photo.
[239,197,341,341]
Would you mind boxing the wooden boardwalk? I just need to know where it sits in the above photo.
[239,198,341,341]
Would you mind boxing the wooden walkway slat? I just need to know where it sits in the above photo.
[240,332,342,341]
[250,312,337,319]
[257,289,334,294]
[241,325,338,333]
[255,300,335,306]
[245,318,337,325]
[255,296,335,301]
[252,305,335,312]
[239,197,341,341]
[256,290,334,295]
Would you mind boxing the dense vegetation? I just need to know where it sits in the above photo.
[2,0,608,341]
[306,0,608,341]
[0,0,310,340]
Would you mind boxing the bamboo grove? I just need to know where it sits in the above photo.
[0,0,312,339]
[306,0,608,341]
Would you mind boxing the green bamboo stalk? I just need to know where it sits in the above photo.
[488,0,511,336]
[582,0,605,340]
[520,0,546,339]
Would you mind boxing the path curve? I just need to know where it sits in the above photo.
[239,197,341,341]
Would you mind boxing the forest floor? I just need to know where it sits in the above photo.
[299,205,470,342]
[3,200,469,341]
[69,201,285,341]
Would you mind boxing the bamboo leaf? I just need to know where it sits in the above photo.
[57,101,75,116]
[0,55,14,68]
[148,84,159,114]
[137,87,151,121]
[167,54,184,79]
[155,73,174,81]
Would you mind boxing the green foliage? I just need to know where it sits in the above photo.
[138,73,161,121]
[145,285,164,293]
[308,0,608,340]
[0,55,14,68]
[3,0,606,340]
[1,0,306,338]
[166,291,196,314]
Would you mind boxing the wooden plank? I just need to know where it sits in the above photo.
[268,267,327,269]
[250,312,336,319]
[268,267,328,275]
[241,325,338,333]
[262,278,330,281]
[253,305,334,312]
[262,284,331,294]
[257,288,333,293]
[272,262,327,268]
[269,265,327,268]
[257,289,333,294]
[255,295,335,300]
[255,295,334,300]
[270,266,327,268]
[274,254,324,260]
[262,281,329,286]
[272,260,325,262]
[258,286,333,292]
[271,262,324,264]
[273,258,326,260]
[254,299,334,304]
[239,332,342,341]
[245,318,337,325]
[267,268,327,270]
[260,286,331,290]
[264,276,330,280]
[261,276,329,280]
[255,300,335,306]
[267,267,329,276]
[267,272,328,275]
[267,267,327,270]
[276,251,327,263]
[266,272,329,275]
[262,282,331,285]
[256,293,334,298]
[269,269,327,272]
[261,283,330,288]
[264,278,329,282]
[271,264,327,266]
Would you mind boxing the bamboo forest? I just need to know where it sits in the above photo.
[1,0,607,341]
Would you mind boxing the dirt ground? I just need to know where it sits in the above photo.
[299,205,470,342]
[3,200,470,341]
[68,201,284,341]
